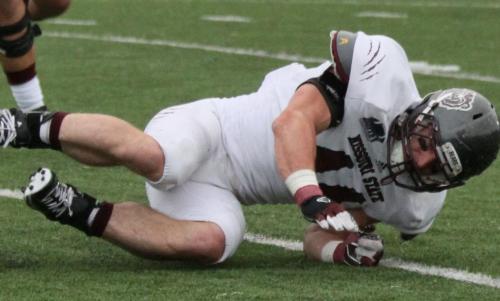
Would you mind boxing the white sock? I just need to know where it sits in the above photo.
[39,120,52,144]
[10,76,45,112]
[87,207,100,227]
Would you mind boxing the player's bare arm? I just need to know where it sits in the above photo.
[273,83,331,178]
[272,69,359,233]
[281,83,383,267]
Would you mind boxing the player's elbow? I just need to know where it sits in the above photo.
[272,112,288,136]
[272,110,304,137]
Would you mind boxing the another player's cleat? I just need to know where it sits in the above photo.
[24,167,98,234]
[0,109,17,148]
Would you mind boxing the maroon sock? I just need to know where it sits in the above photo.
[5,63,36,85]
[88,202,114,237]
[49,112,68,150]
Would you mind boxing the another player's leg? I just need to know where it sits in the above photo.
[0,0,44,112]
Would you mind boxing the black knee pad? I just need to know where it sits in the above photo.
[0,8,41,58]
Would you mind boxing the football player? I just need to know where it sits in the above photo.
[1,30,499,266]
[1,0,70,112]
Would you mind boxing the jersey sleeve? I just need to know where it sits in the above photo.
[362,190,447,235]
[344,31,421,113]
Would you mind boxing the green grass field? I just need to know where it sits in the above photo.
[1,0,499,300]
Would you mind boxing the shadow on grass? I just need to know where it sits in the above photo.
[0,238,316,273]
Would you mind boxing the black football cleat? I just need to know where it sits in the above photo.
[23,167,98,234]
[0,108,54,148]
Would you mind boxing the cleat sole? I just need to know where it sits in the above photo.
[24,167,54,198]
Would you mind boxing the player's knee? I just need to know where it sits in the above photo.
[148,137,206,190]
[50,0,71,16]
[191,224,226,264]
[147,142,166,181]
[0,4,41,58]
[30,0,71,20]
[0,1,19,19]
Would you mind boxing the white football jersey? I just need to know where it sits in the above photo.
[213,62,328,205]
[212,31,446,234]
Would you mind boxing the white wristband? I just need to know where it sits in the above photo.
[320,240,342,263]
[285,169,319,195]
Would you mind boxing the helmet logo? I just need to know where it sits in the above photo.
[437,90,476,111]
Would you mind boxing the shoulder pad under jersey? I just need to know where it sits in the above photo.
[329,30,357,84]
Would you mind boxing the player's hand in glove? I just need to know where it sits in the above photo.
[334,232,384,267]
[300,195,359,232]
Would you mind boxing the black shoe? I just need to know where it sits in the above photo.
[23,167,98,233]
[0,108,53,148]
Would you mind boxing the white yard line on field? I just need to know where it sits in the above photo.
[209,0,500,10]
[346,0,500,9]
[355,11,408,19]
[244,233,500,289]
[44,31,500,84]
[0,188,23,200]
[45,19,97,26]
[201,15,252,23]
[0,189,498,288]
[44,31,325,63]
